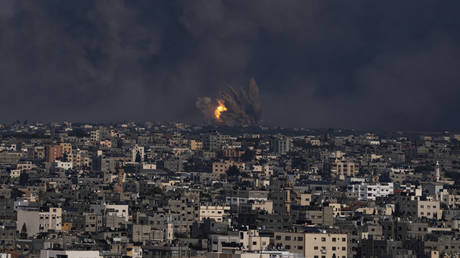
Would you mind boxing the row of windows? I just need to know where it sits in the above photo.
[313,246,347,251]
[275,236,346,242]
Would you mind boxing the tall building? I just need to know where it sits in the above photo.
[435,161,441,182]
[46,145,63,163]
[205,134,232,151]
[271,135,292,154]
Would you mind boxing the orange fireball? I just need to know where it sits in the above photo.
[214,100,227,120]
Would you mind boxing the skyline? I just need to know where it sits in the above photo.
[1,1,460,130]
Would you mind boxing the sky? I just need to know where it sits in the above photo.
[0,0,459,130]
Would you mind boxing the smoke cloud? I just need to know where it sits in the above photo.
[196,78,262,126]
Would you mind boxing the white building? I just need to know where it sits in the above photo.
[348,182,394,201]
[40,250,101,258]
[53,160,73,170]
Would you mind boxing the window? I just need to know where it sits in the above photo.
[285,236,291,241]
[321,237,326,241]
[342,247,346,251]
[332,237,336,242]
[342,238,346,242]
[276,236,281,240]
[298,237,303,241]
[314,246,318,250]
[332,247,336,251]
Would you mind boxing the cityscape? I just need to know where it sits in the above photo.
[1,1,460,257]
[0,121,459,257]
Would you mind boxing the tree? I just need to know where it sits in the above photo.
[135,151,142,163]
[226,166,240,177]
[19,172,29,186]
[20,223,27,239]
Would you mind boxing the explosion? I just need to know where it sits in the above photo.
[214,100,227,121]
[196,78,262,125]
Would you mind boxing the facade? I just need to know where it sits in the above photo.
[212,160,246,174]
[46,145,63,163]
[271,135,292,155]
[331,158,359,179]
[40,250,101,258]
[274,232,348,258]
[17,207,62,237]
[199,205,231,223]
[348,182,394,201]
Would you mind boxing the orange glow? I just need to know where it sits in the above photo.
[214,100,227,120]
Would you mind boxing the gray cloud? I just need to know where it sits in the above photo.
[0,0,459,130]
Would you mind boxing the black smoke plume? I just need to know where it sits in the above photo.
[196,78,262,125]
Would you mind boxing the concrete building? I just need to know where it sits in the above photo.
[40,250,101,258]
[17,207,62,237]
[46,145,63,163]
[274,231,348,258]
[199,205,231,223]
[331,158,359,179]
[271,135,292,155]
[212,160,246,175]
[348,182,394,201]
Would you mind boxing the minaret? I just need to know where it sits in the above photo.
[284,177,292,215]
[435,161,441,182]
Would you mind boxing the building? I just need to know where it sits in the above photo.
[331,158,359,179]
[46,145,63,163]
[348,182,394,201]
[199,205,231,223]
[59,142,72,155]
[274,231,348,258]
[17,207,62,237]
[190,140,203,150]
[271,135,292,155]
[212,160,246,175]
[40,250,101,258]
[131,145,145,162]
[398,196,442,220]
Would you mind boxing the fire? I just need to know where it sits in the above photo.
[214,100,227,120]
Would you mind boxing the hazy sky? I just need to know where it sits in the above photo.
[0,0,459,130]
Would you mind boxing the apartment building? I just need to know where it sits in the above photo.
[199,205,231,223]
[331,158,359,180]
[40,250,101,258]
[348,182,394,201]
[274,231,348,258]
[212,160,246,174]
[17,207,62,237]
[46,145,63,163]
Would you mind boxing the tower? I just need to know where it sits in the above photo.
[284,177,292,215]
[435,161,440,182]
